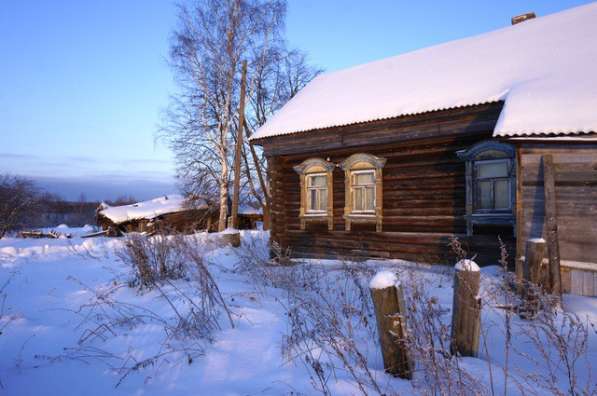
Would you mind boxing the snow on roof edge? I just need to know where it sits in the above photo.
[250,100,502,142]
[250,100,597,142]
[251,3,597,142]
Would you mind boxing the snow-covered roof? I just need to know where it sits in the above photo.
[98,194,205,224]
[252,3,597,140]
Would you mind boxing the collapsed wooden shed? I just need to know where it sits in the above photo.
[97,195,263,236]
[250,4,597,296]
[97,195,217,236]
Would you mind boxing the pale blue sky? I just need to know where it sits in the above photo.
[0,0,592,200]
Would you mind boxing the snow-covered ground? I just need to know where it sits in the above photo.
[0,227,595,395]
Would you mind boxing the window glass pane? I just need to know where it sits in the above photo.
[353,188,363,211]
[354,172,375,185]
[308,175,326,187]
[494,180,510,209]
[477,161,508,178]
[320,189,328,210]
[364,187,375,211]
[308,189,317,211]
[477,181,493,209]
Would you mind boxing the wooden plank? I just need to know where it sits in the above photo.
[561,267,572,293]
[515,145,524,281]
[582,271,594,296]
[543,155,562,295]
[570,270,583,295]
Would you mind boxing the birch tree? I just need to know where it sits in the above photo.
[243,48,321,216]
[162,0,319,230]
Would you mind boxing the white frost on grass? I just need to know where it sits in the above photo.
[455,259,480,272]
[0,229,595,395]
[369,270,399,289]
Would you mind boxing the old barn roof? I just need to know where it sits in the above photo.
[252,3,597,140]
[99,195,205,224]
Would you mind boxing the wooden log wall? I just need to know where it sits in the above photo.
[516,141,597,295]
[268,156,290,252]
[263,103,515,264]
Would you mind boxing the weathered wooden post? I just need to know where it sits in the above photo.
[220,228,241,247]
[520,238,546,319]
[450,260,481,357]
[524,238,547,286]
[542,155,562,296]
[369,271,412,379]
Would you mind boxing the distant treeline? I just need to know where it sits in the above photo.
[0,174,137,236]
[36,196,138,228]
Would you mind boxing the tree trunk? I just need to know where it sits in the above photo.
[216,0,240,232]
[245,120,271,229]
[231,60,247,229]
[218,158,229,232]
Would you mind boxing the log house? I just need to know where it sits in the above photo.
[250,4,597,296]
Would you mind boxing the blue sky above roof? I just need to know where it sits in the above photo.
[0,0,591,200]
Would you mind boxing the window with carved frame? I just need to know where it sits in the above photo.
[457,141,516,236]
[306,173,328,214]
[350,169,376,213]
[473,158,513,212]
[293,158,335,230]
[340,153,386,232]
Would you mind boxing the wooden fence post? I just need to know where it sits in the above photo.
[543,155,562,296]
[524,238,547,286]
[450,260,481,357]
[219,228,241,247]
[369,271,412,379]
[520,238,546,319]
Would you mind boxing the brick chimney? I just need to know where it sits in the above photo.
[511,12,536,25]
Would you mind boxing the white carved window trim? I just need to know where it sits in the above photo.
[340,153,386,232]
[293,158,335,231]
